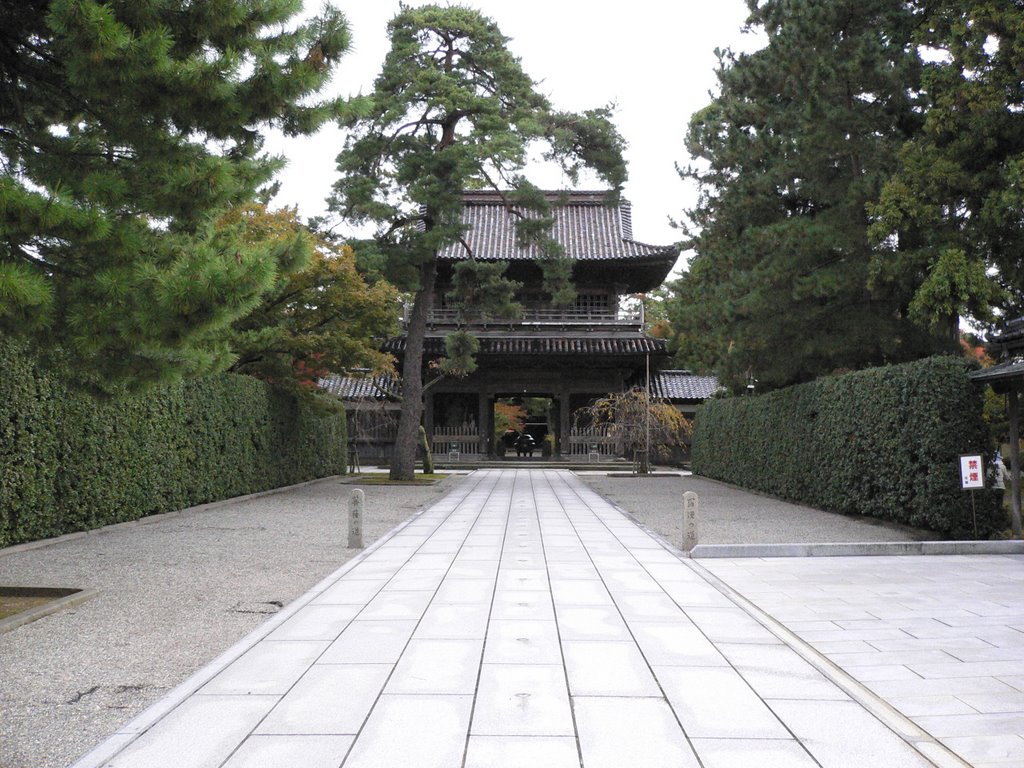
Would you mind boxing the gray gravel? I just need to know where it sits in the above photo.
[0,474,462,768]
[576,472,938,547]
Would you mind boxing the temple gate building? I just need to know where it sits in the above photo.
[324,190,718,461]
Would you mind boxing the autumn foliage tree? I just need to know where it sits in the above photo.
[494,401,528,440]
[219,205,398,389]
[576,389,692,474]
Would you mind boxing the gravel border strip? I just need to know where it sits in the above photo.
[0,476,343,559]
[66,476,450,768]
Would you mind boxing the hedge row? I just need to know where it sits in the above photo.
[0,341,347,548]
[691,356,1003,538]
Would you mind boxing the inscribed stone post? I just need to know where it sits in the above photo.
[349,489,364,549]
[682,491,699,552]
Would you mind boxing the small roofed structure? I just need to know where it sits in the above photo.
[969,317,1023,538]
[970,318,1024,389]
[320,372,401,463]
[650,370,721,419]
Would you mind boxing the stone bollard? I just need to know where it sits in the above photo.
[349,489,364,549]
[682,491,699,553]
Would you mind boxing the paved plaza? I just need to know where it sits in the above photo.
[64,469,1024,768]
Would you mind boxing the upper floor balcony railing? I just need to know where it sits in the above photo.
[403,304,646,329]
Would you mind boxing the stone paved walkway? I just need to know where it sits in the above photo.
[70,470,1022,768]
[697,555,1024,768]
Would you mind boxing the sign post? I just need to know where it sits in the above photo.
[959,454,984,538]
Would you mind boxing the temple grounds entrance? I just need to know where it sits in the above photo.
[494,395,556,456]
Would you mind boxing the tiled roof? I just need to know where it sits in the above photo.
[318,373,400,400]
[987,317,1024,350]
[382,335,668,356]
[971,317,1024,384]
[651,370,721,401]
[968,355,1024,385]
[438,190,678,263]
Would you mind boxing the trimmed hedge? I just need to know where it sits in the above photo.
[691,356,1004,538]
[0,341,347,548]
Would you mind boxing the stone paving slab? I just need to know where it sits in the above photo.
[69,469,1008,768]
[697,554,1024,768]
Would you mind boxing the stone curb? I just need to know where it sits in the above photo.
[65,480,445,768]
[588,492,975,767]
[688,540,1024,558]
[0,475,343,559]
[0,587,99,635]
[684,558,974,768]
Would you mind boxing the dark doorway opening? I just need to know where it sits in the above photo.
[494,395,555,457]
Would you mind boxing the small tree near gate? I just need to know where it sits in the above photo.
[576,389,692,473]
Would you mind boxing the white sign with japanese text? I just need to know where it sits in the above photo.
[960,454,985,490]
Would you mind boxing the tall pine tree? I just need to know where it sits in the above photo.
[0,0,350,388]
[669,0,953,390]
[330,5,626,480]
[869,0,1024,329]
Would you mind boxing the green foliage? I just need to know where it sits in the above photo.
[0,339,346,548]
[668,0,955,389]
[691,357,1004,537]
[437,330,480,378]
[448,260,521,321]
[221,205,399,388]
[329,4,627,479]
[869,0,1024,325]
[0,0,351,389]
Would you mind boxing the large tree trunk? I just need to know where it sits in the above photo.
[390,259,437,480]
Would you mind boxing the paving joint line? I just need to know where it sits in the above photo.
[67,473,479,768]
[227,469,500,768]
[572,477,972,768]
[682,557,972,768]
[459,469,519,768]
[544,475,712,768]
[532,470,595,768]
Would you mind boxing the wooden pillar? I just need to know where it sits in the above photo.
[559,391,572,458]
[1009,387,1021,539]
[478,392,491,457]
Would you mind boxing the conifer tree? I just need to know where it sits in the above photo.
[869,0,1024,329]
[670,0,953,390]
[330,5,626,480]
[0,0,351,388]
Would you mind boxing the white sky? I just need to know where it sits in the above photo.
[265,1,764,273]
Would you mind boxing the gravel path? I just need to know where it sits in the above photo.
[576,472,938,547]
[0,475,462,768]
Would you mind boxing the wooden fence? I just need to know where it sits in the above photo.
[430,425,482,458]
[566,425,619,459]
